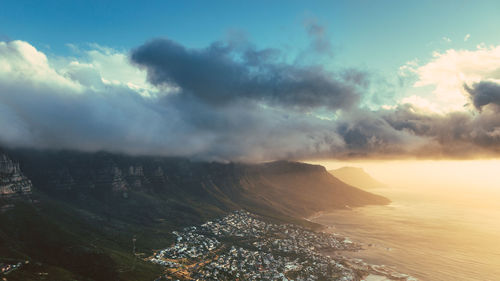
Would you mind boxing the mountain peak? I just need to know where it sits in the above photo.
[329,166,385,189]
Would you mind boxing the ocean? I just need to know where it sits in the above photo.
[312,186,500,281]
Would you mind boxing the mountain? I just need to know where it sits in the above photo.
[0,149,389,280]
[239,161,389,216]
[329,166,385,189]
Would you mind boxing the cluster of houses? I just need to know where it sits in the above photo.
[249,224,359,255]
[150,210,365,280]
[191,245,358,281]
[152,229,220,262]
[194,246,293,280]
[0,261,24,275]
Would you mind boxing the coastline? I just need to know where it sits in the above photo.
[150,209,416,281]
[310,209,416,281]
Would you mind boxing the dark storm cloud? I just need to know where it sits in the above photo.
[337,112,412,155]
[379,105,500,157]
[465,81,500,111]
[131,38,363,111]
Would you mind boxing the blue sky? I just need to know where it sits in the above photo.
[1,1,500,160]
[2,0,499,72]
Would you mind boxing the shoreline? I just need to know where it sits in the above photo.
[308,209,416,281]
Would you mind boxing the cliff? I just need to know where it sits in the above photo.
[7,150,388,218]
[0,152,32,196]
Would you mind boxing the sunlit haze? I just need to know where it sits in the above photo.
[311,159,499,190]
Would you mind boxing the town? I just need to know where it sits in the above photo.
[0,261,26,276]
[149,210,413,281]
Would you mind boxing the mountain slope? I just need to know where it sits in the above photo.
[329,166,385,189]
[236,161,389,216]
[0,149,389,280]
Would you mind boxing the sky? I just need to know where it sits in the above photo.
[1,0,500,162]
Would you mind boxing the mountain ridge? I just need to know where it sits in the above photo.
[0,148,389,280]
[329,166,386,189]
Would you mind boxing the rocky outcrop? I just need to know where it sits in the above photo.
[126,165,146,189]
[96,165,129,192]
[0,152,32,196]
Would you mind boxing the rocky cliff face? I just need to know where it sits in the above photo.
[0,152,32,196]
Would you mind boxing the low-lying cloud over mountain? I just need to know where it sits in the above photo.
[1,35,499,161]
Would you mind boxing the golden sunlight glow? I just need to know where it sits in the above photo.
[309,159,500,191]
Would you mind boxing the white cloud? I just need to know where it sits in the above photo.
[84,45,161,97]
[407,45,500,112]
[398,59,419,77]
[57,43,163,97]
[464,34,471,41]
[0,41,163,98]
[381,104,396,110]
[0,40,171,154]
[442,36,451,43]
[400,95,443,113]
[0,40,82,92]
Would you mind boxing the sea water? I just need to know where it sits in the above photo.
[312,186,500,281]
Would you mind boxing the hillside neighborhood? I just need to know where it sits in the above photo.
[150,211,414,281]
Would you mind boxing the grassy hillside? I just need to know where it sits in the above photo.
[0,197,165,281]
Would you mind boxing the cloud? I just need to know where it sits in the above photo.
[381,105,500,158]
[304,18,333,57]
[0,39,500,161]
[131,38,362,111]
[0,40,82,91]
[465,80,500,111]
[0,40,181,154]
[411,45,500,112]
[58,43,161,97]
[0,39,359,161]
[464,34,471,42]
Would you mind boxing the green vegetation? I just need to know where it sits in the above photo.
[0,197,165,281]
